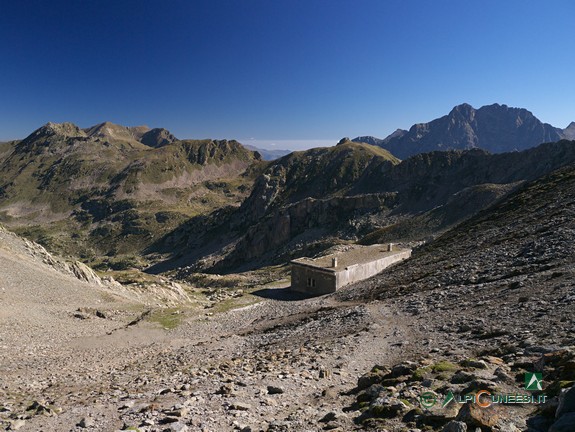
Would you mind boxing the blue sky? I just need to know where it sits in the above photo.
[1,0,574,149]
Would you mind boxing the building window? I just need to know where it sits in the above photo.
[307,277,316,287]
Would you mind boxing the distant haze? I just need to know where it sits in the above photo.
[242,140,337,151]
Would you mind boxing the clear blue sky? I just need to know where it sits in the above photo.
[1,0,574,149]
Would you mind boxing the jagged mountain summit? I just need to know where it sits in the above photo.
[354,103,572,159]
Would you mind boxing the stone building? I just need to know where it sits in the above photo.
[290,244,411,295]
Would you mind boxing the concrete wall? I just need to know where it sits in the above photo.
[291,249,411,295]
[291,264,337,295]
[335,250,411,289]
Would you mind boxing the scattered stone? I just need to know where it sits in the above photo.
[78,416,95,428]
[450,370,476,384]
[456,403,499,429]
[390,361,418,377]
[267,385,284,395]
[443,420,467,432]
[165,422,190,432]
[165,406,189,417]
[319,412,337,423]
[369,397,408,419]
[460,359,488,369]
[9,419,26,430]
[230,402,252,411]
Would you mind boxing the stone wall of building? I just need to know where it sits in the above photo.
[291,264,337,295]
[334,250,411,289]
[291,249,411,295]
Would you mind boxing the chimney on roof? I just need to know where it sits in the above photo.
[332,257,338,268]
[387,243,393,252]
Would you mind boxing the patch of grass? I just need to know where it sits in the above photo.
[147,308,184,330]
[411,367,429,381]
[210,296,262,314]
[399,398,412,407]
[431,361,458,373]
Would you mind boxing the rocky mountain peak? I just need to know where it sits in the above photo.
[449,102,475,119]
[84,122,150,142]
[27,122,87,140]
[140,128,178,148]
[353,103,564,159]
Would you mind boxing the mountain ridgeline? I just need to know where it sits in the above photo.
[1,108,575,277]
[0,121,263,267]
[149,137,575,274]
[354,103,571,159]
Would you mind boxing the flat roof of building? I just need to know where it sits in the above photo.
[291,244,409,271]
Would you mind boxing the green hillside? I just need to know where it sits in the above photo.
[0,122,262,268]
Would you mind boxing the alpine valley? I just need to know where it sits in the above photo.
[1,104,574,432]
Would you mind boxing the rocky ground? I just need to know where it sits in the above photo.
[0,224,427,432]
[1,164,575,432]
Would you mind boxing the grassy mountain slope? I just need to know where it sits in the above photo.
[0,122,262,267]
[239,140,400,222]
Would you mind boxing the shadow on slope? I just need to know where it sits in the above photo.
[250,286,314,301]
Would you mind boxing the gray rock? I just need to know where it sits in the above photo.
[370,397,408,419]
[267,385,284,394]
[443,420,467,432]
[78,416,95,428]
[390,361,417,377]
[450,370,476,384]
[230,402,252,411]
[460,359,488,369]
[319,412,337,423]
[10,419,26,430]
[165,422,189,432]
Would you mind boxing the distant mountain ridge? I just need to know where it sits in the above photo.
[0,121,262,267]
[354,103,573,159]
